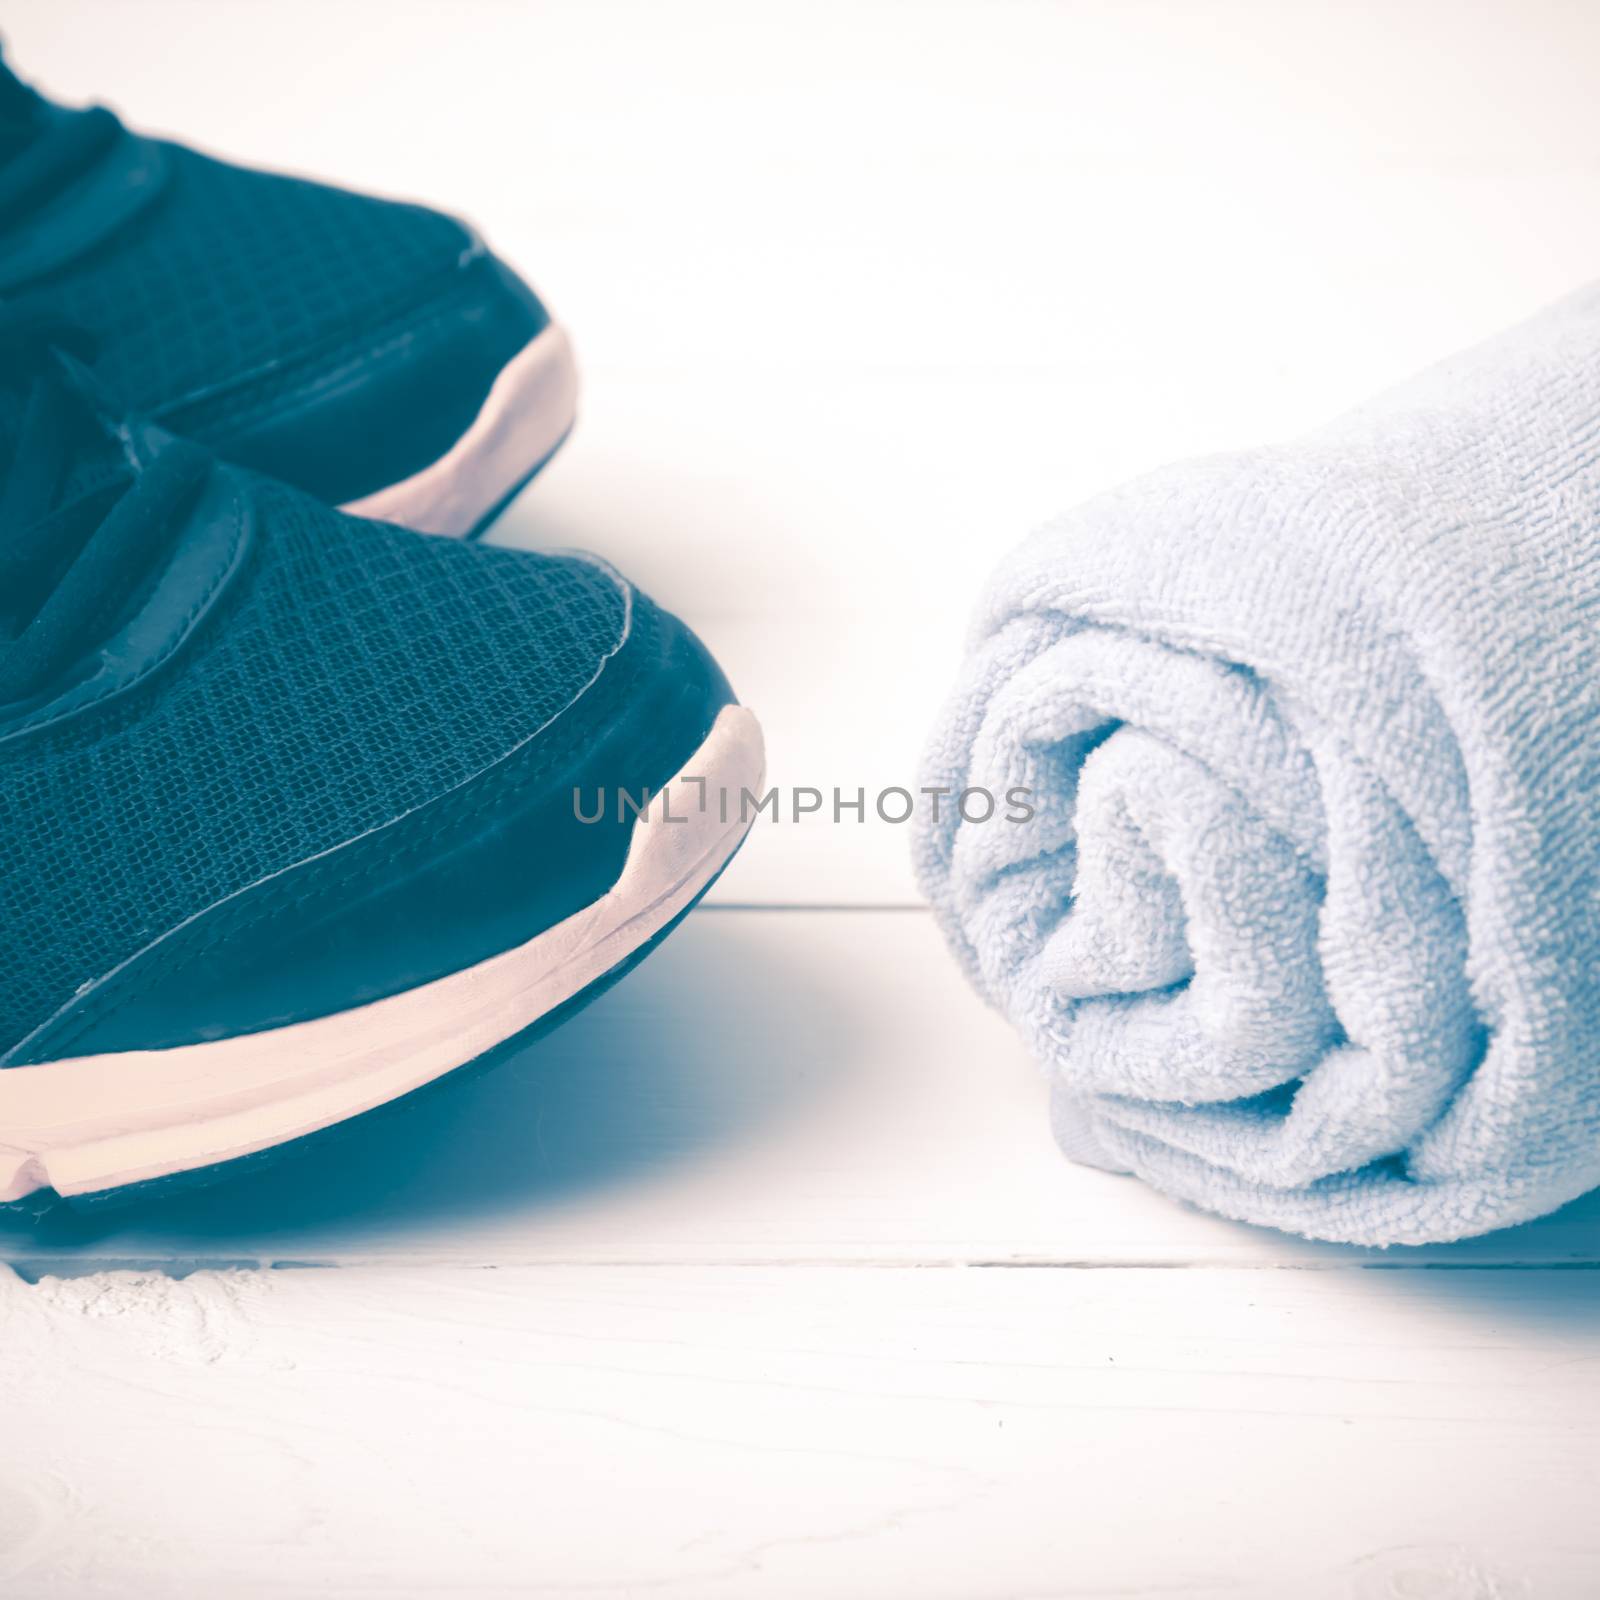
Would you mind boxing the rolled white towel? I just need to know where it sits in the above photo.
[915,285,1600,1246]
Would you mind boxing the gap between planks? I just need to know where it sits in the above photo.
[9,1257,1600,1283]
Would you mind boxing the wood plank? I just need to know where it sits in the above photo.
[4,1260,1597,1597]
[5,911,1596,1271]
[12,1,1600,902]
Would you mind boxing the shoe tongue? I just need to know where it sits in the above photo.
[0,370,133,527]
[0,58,47,165]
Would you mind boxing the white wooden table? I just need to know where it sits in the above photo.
[5,4,1600,1595]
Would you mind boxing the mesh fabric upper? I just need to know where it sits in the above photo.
[25,143,471,416]
[0,478,628,1056]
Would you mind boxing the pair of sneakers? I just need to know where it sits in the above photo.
[0,56,764,1207]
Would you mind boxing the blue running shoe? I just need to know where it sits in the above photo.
[0,51,576,538]
[0,311,762,1207]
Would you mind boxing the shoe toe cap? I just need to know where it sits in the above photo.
[17,535,735,1060]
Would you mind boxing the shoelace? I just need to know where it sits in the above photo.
[0,304,209,704]
[0,59,121,232]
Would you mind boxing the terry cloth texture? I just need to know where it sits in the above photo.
[915,284,1600,1246]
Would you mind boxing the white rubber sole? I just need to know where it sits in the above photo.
[340,321,579,538]
[0,705,763,1204]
